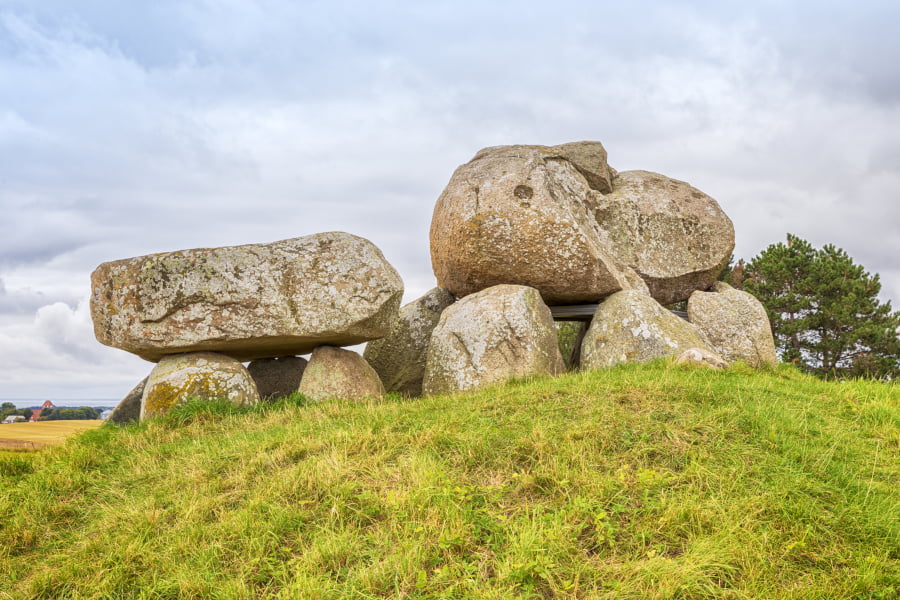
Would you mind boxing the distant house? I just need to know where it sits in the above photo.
[2,415,25,424]
[29,400,55,422]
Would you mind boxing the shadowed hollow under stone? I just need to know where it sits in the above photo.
[247,356,308,400]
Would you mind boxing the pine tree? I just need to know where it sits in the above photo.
[719,258,745,290]
[744,234,900,379]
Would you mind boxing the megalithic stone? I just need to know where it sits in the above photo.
[90,232,404,362]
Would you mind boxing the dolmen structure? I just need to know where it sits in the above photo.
[91,141,777,422]
[93,232,402,421]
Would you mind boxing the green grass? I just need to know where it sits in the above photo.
[1,362,898,599]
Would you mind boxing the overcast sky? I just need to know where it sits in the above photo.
[1,0,898,400]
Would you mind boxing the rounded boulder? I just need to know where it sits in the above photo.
[107,377,146,424]
[429,145,638,304]
[581,290,720,369]
[687,282,778,367]
[423,284,564,395]
[364,287,455,397]
[141,352,259,419]
[298,346,385,401]
[589,170,735,305]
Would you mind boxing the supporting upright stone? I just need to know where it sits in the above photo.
[141,352,259,419]
[298,346,385,401]
[364,287,455,397]
[423,284,564,395]
[687,282,778,367]
[581,290,721,369]
[107,377,146,424]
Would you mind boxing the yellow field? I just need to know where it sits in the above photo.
[0,420,102,451]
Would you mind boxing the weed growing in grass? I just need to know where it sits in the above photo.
[0,452,34,478]
[0,362,897,599]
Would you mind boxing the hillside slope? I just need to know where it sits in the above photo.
[1,363,898,599]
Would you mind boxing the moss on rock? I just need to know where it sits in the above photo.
[141,352,259,419]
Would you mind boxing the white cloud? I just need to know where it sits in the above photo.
[0,277,50,315]
[0,297,148,399]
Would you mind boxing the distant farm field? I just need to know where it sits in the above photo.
[0,420,102,450]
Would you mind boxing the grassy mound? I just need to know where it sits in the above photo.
[1,362,898,599]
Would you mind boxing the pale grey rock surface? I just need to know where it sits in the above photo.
[107,377,146,424]
[423,284,564,395]
[430,144,642,304]
[364,287,455,397]
[687,282,778,367]
[247,356,308,400]
[581,290,719,369]
[588,170,735,305]
[298,346,385,401]
[676,347,729,369]
[90,232,403,362]
[549,141,616,193]
[141,352,259,419]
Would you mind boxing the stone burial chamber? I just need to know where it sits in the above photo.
[91,231,403,421]
[93,140,778,421]
[428,141,736,306]
[415,140,774,394]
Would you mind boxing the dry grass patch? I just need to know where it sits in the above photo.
[0,420,102,450]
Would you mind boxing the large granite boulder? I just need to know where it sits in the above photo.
[687,282,778,367]
[247,356,307,400]
[364,287,455,397]
[430,144,640,305]
[141,352,259,419]
[107,377,146,424]
[581,290,720,369]
[588,170,735,305]
[423,284,564,395]
[90,232,403,362]
[298,346,385,401]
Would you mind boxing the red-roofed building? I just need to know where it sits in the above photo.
[29,400,55,422]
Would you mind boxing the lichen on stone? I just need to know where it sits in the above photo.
[140,352,259,419]
[422,284,564,395]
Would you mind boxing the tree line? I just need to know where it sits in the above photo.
[1,403,104,421]
[721,234,900,379]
